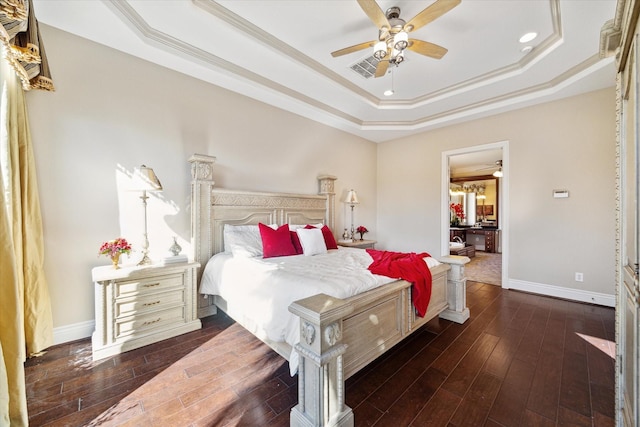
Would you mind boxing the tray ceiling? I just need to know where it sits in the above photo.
[33,0,617,142]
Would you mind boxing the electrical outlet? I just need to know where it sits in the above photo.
[575,272,584,282]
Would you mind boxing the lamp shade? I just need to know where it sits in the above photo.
[373,41,387,60]
[132,165,163,191]
[393,31,408,50]
[344,189,359,205]
[493,169,503,178]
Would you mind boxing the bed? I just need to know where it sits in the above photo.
[189,154,470,427]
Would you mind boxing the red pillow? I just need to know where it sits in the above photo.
[259,223,297,258]
[304,224,338,250]
[290,231,303,254]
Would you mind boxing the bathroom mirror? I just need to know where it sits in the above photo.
[450,175,499,226]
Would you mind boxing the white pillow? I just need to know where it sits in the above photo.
[223,224,276,257]
[424,257,441,269]
[296,228,327,256]
[288,223,323,231]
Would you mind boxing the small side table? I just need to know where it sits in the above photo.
[92,261,201,360]
[337,239,377,249]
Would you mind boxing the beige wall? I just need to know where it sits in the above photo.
[24,24,616,339]
[378,88,616,298]
[26,25,378,335]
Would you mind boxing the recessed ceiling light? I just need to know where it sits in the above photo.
[520,46,533,54]
[519,32,538,43]
[384,89,394,96]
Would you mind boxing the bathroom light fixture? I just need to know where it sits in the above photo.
[131,165,163,265]
[449,185,464,196]
[344,189,359,241]
[477,186,486,200]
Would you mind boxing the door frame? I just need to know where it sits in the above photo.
[441,140,510,289]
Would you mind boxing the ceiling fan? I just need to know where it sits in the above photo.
[331,0,461,78]
[476,160,503,177]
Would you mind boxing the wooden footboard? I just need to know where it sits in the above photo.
[341,262,449,378]
[289,257,469,427]
[210,262,451,379]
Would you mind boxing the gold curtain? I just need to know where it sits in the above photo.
[0,0,54,424]
[0,53,54,426]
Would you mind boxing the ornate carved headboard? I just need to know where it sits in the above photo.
[188,154,337,270]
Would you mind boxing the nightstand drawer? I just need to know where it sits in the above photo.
[115,289,186,319]
[115,273,183,298]
[115,305,186,339]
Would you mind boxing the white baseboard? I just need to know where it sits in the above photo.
[507,279,615,307]
[53,320,95,345]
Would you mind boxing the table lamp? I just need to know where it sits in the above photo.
[132,165,162,265]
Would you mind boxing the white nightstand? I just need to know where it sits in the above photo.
[91,261,201,360]
[337,239,377,249]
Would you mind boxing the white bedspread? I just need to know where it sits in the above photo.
[200,247,440,374]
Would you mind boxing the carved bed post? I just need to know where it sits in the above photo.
[438,255,471,323]
[318,175,337,233]
[188,154,217,318]
[289,294,355,427]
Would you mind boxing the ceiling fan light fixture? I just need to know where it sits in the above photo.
[393,31,408,50]
[391,49,405,64]
[373,41,387,60]
[332,0,460,78]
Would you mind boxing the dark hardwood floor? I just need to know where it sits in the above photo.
[25,282,616,426]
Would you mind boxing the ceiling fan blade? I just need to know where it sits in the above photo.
[404,0,461,33]
[331,41,375,57]
[407,39,448,59]
[475,161,502,171]
[374,59,389,78]
[357,0,390,31]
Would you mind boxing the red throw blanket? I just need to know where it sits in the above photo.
[366,249,433,317]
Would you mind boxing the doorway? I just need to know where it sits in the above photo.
[441,141,509,288]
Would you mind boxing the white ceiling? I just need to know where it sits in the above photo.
[34,0,617,143]
[449,148,503,177]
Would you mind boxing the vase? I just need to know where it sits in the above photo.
[169,236,182,256]
[111,253,120,269]
[358,232,364,241]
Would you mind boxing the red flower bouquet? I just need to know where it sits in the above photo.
[99,237,132,269]
[356,225,368,240]
[450,203,465,226]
